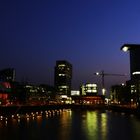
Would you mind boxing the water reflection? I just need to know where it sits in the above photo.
[83,111,107,140]
[86,112,98,138]
[59,110,72,140]
[131,116,140,140]
[0,110,140,140]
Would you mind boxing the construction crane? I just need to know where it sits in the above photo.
[94,70,127,96]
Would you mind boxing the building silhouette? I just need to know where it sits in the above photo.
[121,44,140,106]
[0,68,15,105]
[0,68,15,82]
[54,60,72,96]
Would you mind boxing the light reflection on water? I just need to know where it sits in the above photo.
[0,110,140,140]
[81,111,108,140]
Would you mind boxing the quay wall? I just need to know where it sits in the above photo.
[0,104,139,116]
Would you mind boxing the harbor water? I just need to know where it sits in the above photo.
[0,109,140,140]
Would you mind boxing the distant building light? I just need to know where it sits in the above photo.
[59,86,68,89]
[132,71,140,75]
[58,74,66,76]
[102,88,106,95]
[61,95,68,99]
[121,83,125,86]
[95,72,100,75]
[131,85,135,88]
[86,89,97,93]
[26,85,32,88]
[58,64,66,67]
[71,90,80,96]
[86,84,97,87]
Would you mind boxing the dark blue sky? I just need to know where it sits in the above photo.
[1,0,140,91]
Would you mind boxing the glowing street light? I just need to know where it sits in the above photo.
[122,46,129,52]
[95,72,100,76]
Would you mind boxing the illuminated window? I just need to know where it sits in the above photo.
[58,74,66,76]
[58,86,68,89]
[58,64,66,67]
[86,84,97,88]
[87,89,97,93]
[71,90,80,96]
[131,85,137,93]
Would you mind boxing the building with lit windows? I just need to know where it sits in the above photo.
[121,44,140,107]
[54,60,72,96]
[71,83,104,105]
[121,44,140,80]
[110,83,130,104]
[80,83,98,96]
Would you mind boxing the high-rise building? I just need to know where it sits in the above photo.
[121,44,140,80]
[121,44,140,106]
[0,68,16,82]
[54,60,72,96]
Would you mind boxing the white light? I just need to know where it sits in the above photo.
[87,89,97,93]
[96,72,100,75]
[71,90,80,96]
[122,46,129,52]
[121,83,125,86]
[102,88,106,95]
[58,74,66,76]
[132,71,140,75]
[86,84,97,87]
[58,64,65,67]
[59,86,67,89]
[61,95,68,98]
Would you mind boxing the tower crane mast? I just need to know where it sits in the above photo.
[94,70,127,96]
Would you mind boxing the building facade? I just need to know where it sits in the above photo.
[0,68,15,105]
[0,68,15,82]
[80,83,98,96]
[121,44,140,80]
[54,60,72,96]
[121,44,140,107]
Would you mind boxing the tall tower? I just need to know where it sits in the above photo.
[121,44,140,80]
[121,44,140,105]
[54,60,72,96]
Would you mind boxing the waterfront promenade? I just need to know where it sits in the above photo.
[0,104,139,117]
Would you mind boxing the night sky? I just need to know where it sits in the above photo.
[1,0,140,93]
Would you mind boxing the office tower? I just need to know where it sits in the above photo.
[54,60,72,96]
[121,44,140,80]
[121,44,140,105]
[0,68,16,82]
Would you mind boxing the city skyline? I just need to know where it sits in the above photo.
[2,0,140,90]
